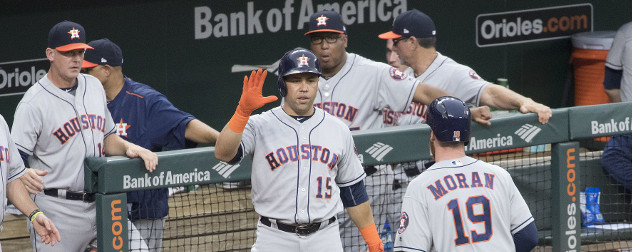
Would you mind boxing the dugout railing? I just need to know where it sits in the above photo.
[86,102,632,252]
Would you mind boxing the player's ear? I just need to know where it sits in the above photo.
[46,48,55,61]
[103,65,112,77]
[342,34,348,49]
[409,36,418,50]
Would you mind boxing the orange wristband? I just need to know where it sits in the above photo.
[359,223,381,246]
[228,108,250,133]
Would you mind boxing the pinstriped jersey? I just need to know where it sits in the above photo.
[0,114,26,226]
[314,52,419,131]
[605,21,632,102]
[383,52,489,127]
[394,156,534,252]
[11,73,115,191]
[237,107,365,224]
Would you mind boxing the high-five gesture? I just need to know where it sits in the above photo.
[236,69,278,116]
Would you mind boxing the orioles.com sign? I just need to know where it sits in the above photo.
[0,59,48,97]
[476,4,592,47]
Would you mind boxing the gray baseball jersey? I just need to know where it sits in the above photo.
[0,114,27,227]
[395,156,534,252]
[605,21,632,102]
[314,52,420,131]
[237,106,365,223]
[383,52,489,126]
[11,73,115,191]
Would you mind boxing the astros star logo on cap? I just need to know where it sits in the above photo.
[316,15,328,26]
[297,54,310,67]
[68,27,80,39]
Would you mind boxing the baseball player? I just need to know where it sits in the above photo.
[379,9,552,128]
[11,20,157,252]
[603,21,632,103]
[80,38,220,251]
[214,48,384,252]
[601,21,632,194]
[303,10,486,251]
[0,113,61,250]
[394,96,538,252]
[378,10,553,226]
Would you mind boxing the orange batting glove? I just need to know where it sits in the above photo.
[228,69,278,132]
[360,223,384,252]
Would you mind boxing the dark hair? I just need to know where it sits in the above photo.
[417,37,436,49]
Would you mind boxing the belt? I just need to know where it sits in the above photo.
[260,216,336,236]
[364,165,377,176]
[44,189,95,202]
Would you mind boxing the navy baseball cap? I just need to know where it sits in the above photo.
[304,10,346,35]
[378,9,436,39]
[82,38,123,68]
[48,20,93,52]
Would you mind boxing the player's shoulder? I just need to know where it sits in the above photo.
[80,73,100,83]
[0,114,6,127]
[435,53,472,72]
[78,73,104,88]
[124,77,163,98]
[349,52,388,69]
[468,158,513,180]
[618,21,632,34]
[19,76,51,103]
[436,53,486,82]
[249,107,279,124]
[318,107,351,130]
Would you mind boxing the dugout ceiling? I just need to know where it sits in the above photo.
[0,0,630,130]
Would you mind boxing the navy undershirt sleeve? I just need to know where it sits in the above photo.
[19,149,29,167]
[513,221,538,252]
[227,145,243,165]
[339,180,369,207]
[603,66,623,90]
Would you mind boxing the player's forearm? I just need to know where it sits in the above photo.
[413,83,450,105]
[103,134,133,156]
[215,123,243,162]
[7,179,39,216]
[346,201,375,229]
[185,119,220,145]
[604,89,621,102]
[480,84,524,110]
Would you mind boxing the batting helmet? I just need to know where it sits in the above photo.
[277,48,321,97]
[426,96,471,145]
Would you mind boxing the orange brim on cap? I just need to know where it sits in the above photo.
[81,60,98,68]
[378,31,402,39]
[56,43,93,52]
[304,29,345,35]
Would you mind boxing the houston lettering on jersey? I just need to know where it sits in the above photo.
[427,172,495,200]
[53,114,107,144]
[265,144,338,170]
[314,102,358,123]
[0,145,11,164]
[383,102,428,125]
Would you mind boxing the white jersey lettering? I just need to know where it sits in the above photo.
[237,107,365,224]
[395,156,534,252]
